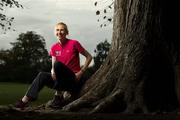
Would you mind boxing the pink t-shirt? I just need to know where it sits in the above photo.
[49,39,85,73]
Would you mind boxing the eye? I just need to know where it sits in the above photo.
[61,29,65,32]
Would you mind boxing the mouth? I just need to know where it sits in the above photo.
[57,34,62,37]
[57,35,65,39]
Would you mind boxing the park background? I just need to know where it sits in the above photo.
[0,0,112,106]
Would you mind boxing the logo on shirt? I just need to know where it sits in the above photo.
[55,51,61,56]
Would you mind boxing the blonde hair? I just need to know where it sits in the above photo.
[56,22,69,35]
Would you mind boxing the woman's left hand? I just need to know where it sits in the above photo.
[75,70,83,81]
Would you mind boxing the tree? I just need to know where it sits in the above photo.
[59,0,179,113]
[83,40,111,80]
[93,39,111,71]
[0,0,22,31]
[10,31,50,68]
[0,31,51,83]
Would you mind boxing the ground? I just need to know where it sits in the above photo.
[1,105,180,120]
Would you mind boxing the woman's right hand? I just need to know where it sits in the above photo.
[51,69,56,80]
[51,73,56,80]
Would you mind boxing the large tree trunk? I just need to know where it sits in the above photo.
[62,0,179,113]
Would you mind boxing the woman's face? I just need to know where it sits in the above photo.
[55,24,68,42]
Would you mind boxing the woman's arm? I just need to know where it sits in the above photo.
[51,56,56,80]
[76,50,92,80]
[80,50,92,73]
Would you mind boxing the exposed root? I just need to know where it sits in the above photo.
[90,89,125,114]
[62,95,98,112]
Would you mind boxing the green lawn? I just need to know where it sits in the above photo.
[0,82,55,106]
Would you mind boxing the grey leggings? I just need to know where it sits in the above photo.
[25,61,78,100]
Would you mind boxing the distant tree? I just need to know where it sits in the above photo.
[83,40,110,81]
[10,31,50,68]
[0,0,22,31]
[0,31,51,83]
[0,49,13,81]
[93,39,111,71]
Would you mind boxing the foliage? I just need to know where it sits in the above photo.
[94,0,114,27]
[0,31,51,83]
[0,0,23,31]
[93,39,111,71]
[10,31,50,68]
[84,40,111,80]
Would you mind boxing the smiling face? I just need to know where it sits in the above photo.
[54,23,69,43]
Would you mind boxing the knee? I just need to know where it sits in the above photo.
[54,61,63,67]
[54,61,64,70]
[38,72,46,77]
[37,72,49,81]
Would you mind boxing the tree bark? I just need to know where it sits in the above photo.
[62,0,179,113]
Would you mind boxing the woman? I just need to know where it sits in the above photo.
[15,22,92,109]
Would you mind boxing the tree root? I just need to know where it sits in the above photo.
[62,95,98,112]
[90,89,125,113]
[61,88,125,113]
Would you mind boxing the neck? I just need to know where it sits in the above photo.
[58,38,68,45]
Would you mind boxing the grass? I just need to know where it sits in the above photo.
[0,82,55,106]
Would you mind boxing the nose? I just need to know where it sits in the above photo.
[57,31,63,35]
[60,30,63,34]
